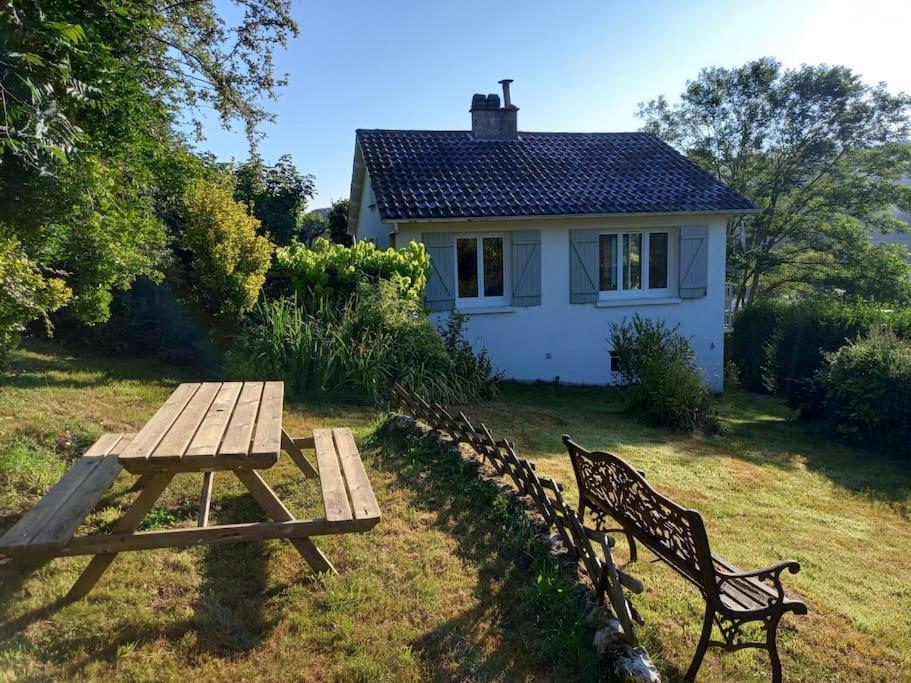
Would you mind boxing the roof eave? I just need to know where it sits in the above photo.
[381,207,759,224]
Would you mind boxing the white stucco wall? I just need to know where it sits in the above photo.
[395,212,729,392]
[353,171,389,245]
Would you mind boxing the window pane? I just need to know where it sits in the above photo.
[599,234,618,291]
[648,232,668,289]
[483,237,504,297]
[623,233,642,290]
[457,238,478,298]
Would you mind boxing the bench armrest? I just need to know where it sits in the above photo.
[716,560,801,605]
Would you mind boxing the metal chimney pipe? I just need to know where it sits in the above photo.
[499,79,514,108]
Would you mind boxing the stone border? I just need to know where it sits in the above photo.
[385,412,660,683]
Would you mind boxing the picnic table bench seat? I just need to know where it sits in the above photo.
[563,435,806,683]
[0,433,134,556]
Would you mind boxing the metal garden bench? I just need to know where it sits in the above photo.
[563,435,807,683]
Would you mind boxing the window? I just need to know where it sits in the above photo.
[456,234,508,305]
[599,229,673,297]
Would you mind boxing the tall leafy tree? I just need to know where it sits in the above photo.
[326,198,352,246]
[233,155,316,245]
[0,0,297,356]
[639,58,911,307]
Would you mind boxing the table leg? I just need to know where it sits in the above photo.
[198,471,215,527]
[65,473,174,601]
[281,428,318,478]
[234,469,336,575]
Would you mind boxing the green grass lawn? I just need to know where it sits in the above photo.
[459,382,911,682]
[0,343,596,681]
[3,343,910,682]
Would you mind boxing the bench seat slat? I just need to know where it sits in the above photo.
[313,429,352,522]
[0,433,132,554]
[332,428,380,521]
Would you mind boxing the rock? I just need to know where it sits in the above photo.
[593,618,625,655]
[613,647,661,683]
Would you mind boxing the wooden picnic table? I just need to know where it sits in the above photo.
[0,381,381,601]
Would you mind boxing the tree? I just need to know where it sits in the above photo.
[298,211,327,246]
[638,58,911,307]
[326,198,352,246]
[233,155,316,245]
[181,178,274,317]
[0,0,297,357]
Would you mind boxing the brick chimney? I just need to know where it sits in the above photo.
[470,79,518,140]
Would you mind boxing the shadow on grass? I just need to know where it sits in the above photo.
[365,426,599,682]
[3,340,191,390]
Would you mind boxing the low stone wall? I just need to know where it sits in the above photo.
[385,409,660,683]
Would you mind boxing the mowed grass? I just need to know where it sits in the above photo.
[457,382,911,682]
[0,343,596,681]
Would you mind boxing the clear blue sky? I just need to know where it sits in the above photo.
[199,0,910,208]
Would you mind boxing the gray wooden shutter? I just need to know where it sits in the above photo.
[679,224,709,298]
[422,232,456,312]
[511,230,541,307]
[569,229,599,304]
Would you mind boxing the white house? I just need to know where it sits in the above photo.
[346,81,755,391]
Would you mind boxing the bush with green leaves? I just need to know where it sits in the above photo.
[815,327,911,451]
[0,235,71,365]
[609,315,717,432]
[275,239,429,303]
[730,299,911,414]
[232,281,499,403]
[181,178,274,317]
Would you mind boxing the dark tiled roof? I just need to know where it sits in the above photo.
[356,130,754,220]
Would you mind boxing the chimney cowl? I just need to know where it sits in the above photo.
[469,80,518,140]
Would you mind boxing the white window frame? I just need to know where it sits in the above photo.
[598,227,677,300]
[455,232,510,308]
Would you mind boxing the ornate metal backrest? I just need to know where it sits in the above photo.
[563,435,714,590]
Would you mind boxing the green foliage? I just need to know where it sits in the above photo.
[730,300,911,411]
[640,58,911,306]
[439,312,502,400]
[298,211,327,246]
[275,239,430,303]
[609,315,718,432]
[233,155,316,246]
[0,235,71,365]
[233,282,499,403]
[54,277,218,369]
[326,198,352,246]
[816,327,911,451]
[181,178,274,317]
[1,0,297,346]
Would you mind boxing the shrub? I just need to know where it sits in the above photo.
[816,327,911,451]
[609,315,717,432]
[232,282,498,403]
[0,235,71,366]
[730,299,911,413]
[181,178,274,317]
[275,239,429,304]
[439,312,502,401]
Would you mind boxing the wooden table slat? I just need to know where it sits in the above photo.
[152,382,222,461]
[313,429,353,522]
[333,428,380,521]
[251,381,283,458]
[119,383,200,464]
[218,382,264,458]
[185,382,243,458]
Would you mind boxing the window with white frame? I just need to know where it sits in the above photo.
[456,234,508,306]
[598,229,674,297]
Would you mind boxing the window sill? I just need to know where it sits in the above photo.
[455,305,517,315]
[595,297,682,308]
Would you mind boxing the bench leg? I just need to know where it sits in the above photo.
[767,613,783,683]
[685,603,714,681]
[66,473,173,601]
[234,469,336,575]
